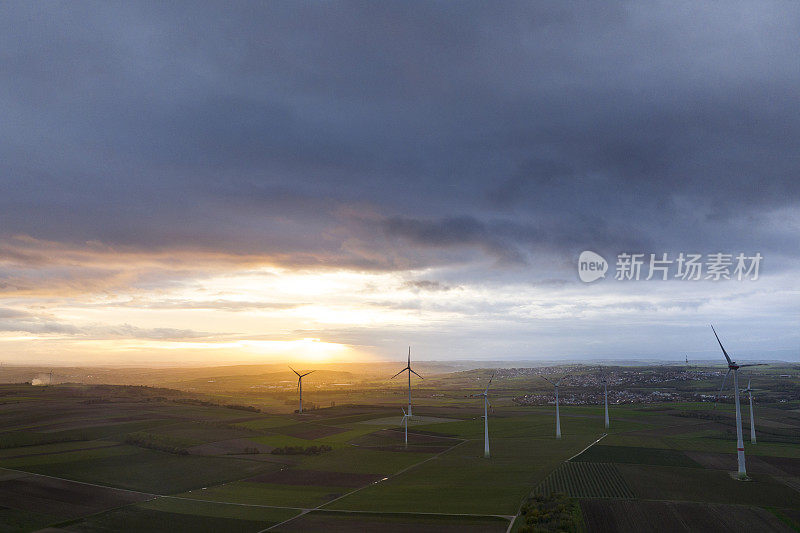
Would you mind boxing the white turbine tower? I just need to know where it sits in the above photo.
[540,375,569,439]
[476,373,494,458]
[742,378,757,444]
[710,325,764,478]
[601,375,610,430]
[390,347,422,418]
[400,407,409,448]
[290,367,314,414]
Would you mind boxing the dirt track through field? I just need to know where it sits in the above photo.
[248,469,383,487]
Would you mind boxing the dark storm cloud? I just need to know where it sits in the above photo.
[1,1,799,272]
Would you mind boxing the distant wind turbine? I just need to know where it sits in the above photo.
[290,367,314,414]
[540,375,569,439]
[390,347,422,417]
[742,378,757,444]
[400,407,409,448]
[476,373,495,458]
[49,369,53,385]
[601,375,610,429]
[710,325,764,478]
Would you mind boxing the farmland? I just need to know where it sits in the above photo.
[0,362,799,531]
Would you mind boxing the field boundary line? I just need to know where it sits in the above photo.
[0,466,156,497]
[567,433,607,462]
[161,495,307,511]
[298,508,513,519]
[321,438,467,510]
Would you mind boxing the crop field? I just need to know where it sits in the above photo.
[579,499,793,533]
[534,461,635,498]
[572,444,703,467]
[0,372,799,532]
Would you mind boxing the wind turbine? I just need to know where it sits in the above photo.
[742,378,757,444]
[476,373,494,458]
[400,407,409,448]
[540,375,569,439]
[49,369,53,385]
[601,375,610,429]
[390,347,422,417]
[710,325,764,478]
[290,367,314,414]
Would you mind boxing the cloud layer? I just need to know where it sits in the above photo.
[0,2,798,363]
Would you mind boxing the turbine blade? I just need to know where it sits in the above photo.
[748,378,751,389]
[301,370,315,377]
[410,369,423,379]
[289,366,301,377]
[557,374,570,386]
[408,346,411,367]
[713,368,731,409]
[737,363,766,367]
[710,325,733,365]
[484,373,495,394]
[390,368,406,380]
[539,375,554,385]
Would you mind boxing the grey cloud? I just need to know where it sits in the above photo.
[0,308,210,340]
[0,2,798,272]
[401,280,457,292]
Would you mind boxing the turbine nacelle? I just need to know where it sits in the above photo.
[390,346,423,418]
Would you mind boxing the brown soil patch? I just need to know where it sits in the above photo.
[686,452,791,476]
[187,438,271,456]
[759,456,800,477]
[0,442,122,460]
[0,474,151,518]
[248,469,383,488]
[273,424,347,439]
[626,421,720,437]
[580,499,793,533]
[36,415,165,433]
[275,513,507,533]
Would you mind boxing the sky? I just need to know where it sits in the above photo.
[0,1,798,366]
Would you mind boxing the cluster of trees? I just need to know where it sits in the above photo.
[518,493,582,533]
[270,445,332,456]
